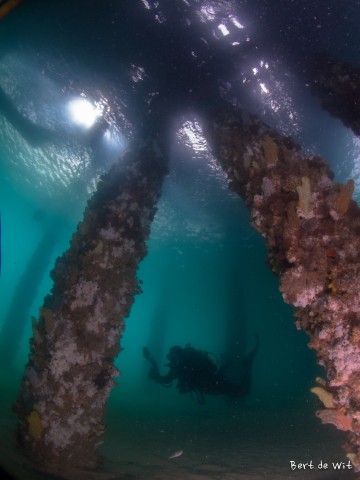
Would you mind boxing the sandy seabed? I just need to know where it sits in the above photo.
[0,394,356,480]
[102,401,355,480]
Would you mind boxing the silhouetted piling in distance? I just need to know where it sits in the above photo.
[224,264,247,354]
[0,226,59,366]
[222,264,247,384]
[145,296,171,376]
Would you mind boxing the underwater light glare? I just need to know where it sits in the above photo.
[103,126,127,151]
[218,23,230,36]
[260,83,269,94]
[177,120,208,153]
[68,98,102,128]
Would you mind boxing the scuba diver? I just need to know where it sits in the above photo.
[143,335,259,404]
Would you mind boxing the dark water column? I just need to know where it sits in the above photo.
[15,135,168,472]
[146,296,170,368]
[0,226,59,366]
[203,106,360,471]
[304,54,360,137]
[223,264,247,372]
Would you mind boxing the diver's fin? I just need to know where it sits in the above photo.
[191,389,205,405]
[252,334,260,357]
[237,335,259,396]
[243,334,259,367]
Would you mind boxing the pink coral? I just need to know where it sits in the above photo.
[316,409,353,432]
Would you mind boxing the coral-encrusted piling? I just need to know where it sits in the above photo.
[15,136,168,471]
[203,106,360,470]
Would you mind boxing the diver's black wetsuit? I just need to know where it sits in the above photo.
[143,335,259,404]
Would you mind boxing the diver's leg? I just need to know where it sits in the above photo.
[245,334,259,365]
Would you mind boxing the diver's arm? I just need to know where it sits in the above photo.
[149,368,177,386]
[143,347,177,386]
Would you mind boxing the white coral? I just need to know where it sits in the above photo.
[261,177,276,198]
[293,286,322,308]
[70,280,98,309]
[49,337,87,380]
[100,226,120,241]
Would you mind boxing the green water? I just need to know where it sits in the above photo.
[0,1,359,479]
[1,109,319,478]
[0,125,318,405]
